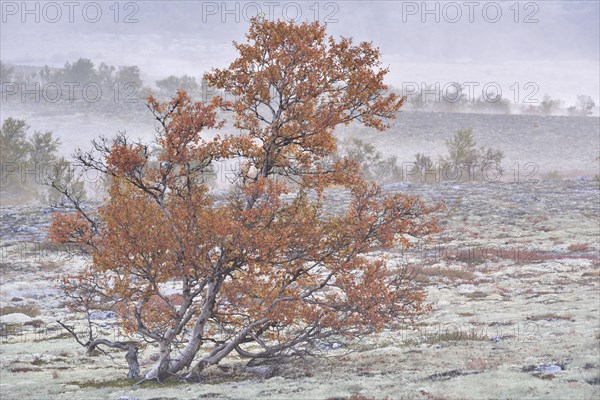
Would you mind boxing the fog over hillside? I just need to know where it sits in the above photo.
[2,1,599,104]
[2,1,599,168]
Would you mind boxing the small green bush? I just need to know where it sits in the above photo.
[340,138,403,183]
[442,128,504,181]
[0,118,87,205]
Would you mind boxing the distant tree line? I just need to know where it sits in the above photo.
[2,60,596,116]
[391,84,596,117]
[0,59,206,105]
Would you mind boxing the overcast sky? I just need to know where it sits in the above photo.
[2,1,599,103]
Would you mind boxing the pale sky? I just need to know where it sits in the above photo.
[1,1,599,103]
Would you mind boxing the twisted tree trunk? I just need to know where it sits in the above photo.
[57,320,141,378]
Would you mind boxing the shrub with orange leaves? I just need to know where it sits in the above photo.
[50,18,440,382]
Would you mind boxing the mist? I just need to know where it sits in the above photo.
[2,1,598,104]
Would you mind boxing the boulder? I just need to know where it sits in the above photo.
[0,313,34,324]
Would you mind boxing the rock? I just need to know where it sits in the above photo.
[533,372,556,380]
[0,313,34,324]
[96,322,115,329]
[315,341,343,350]
[244,365,280,379]
[586,376,600,385]
[10,297,23,302]
[13,226,39,233]
[425,369,464,381]
[244,365,270,376]
[88,310,116,320]
[522,363,563,373]
[538,364,563,373]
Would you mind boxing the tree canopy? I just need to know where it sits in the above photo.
[50,18,440,382]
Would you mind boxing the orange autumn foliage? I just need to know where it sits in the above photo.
[51,18,441,381]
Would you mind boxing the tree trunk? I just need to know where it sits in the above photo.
[125,346,140,378]
[186,360,209,381]
[143,340,172,381]
[184,318,270,380]
[86,339,141,378]
[145,279,222,381]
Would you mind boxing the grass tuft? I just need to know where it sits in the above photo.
[0,304,41,317]
[567,243,590,252]
[464,291,489,300]
[418,267,476,282]
[527,313,573,322]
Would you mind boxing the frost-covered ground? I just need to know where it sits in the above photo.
[1,179,599,400]
[2,102,599,178]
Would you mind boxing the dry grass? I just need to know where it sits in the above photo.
[10,367,42,373]
[527,215,550,224]
[417,267,476,282]
[327,396,393,400]
[68,377,180,389]
[463,291,489,300]
[465,357,498,371]
[346,396,391,400]
[438,331,488,342]
[457,312,475,317]
[581,270,600,278]
[526,313,573,322]
[446,252,491,265]
[515,250,598,263]
[0,304,41,317]
[38,260,60,272]
[405,329,490,345]
[567,243,590,252]
[30,357,47,366]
